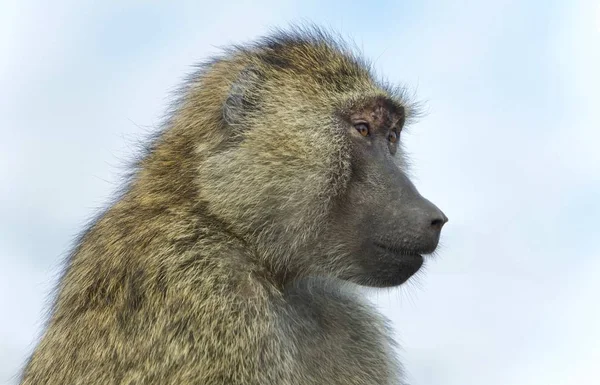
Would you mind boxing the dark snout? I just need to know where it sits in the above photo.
[342,141,449,287]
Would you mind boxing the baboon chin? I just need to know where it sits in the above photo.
[20,25,447,385]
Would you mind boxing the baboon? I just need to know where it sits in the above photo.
[20,26,447,385]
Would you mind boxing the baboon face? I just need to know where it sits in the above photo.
[202,38,447,288]
[319,96,448,288]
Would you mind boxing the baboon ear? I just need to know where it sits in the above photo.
[223,66,261,126]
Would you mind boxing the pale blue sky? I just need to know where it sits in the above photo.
[1,1,599,384]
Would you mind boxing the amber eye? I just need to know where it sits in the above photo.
[388,131,398,143]
[355,123,370,137]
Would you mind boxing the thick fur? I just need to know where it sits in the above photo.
[20,26,422,385]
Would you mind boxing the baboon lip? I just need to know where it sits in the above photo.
[372,242,423,261]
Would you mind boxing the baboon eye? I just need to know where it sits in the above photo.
[388,131,398,143]
[355,123,370,137]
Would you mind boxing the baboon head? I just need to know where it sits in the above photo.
[192,27,447,288]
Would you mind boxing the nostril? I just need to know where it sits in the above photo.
[430,213,448,230]
[430,218,445,230]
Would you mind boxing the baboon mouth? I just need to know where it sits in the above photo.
[367,241,424,287]
[373,242,416,255]
[373,242,423,260]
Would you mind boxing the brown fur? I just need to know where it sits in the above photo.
[20,26,423,384]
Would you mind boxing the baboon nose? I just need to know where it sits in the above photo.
[430,210,448,232]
